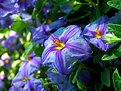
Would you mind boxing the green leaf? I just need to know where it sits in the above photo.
[101,68,110,87]
[69,62,85,84]
[55,0,68,6]
[72,63,85,84]
[68,10,91,23]
[71,1,84,11]
[90,7,101,22]
[93,54,103,63]
[107,24,121,38]
[94,83,104,91]
[113,68,121,91]
[76,79,85,90]
[0,28,9,33]
[22,41,36,59]
[103,33,121,44]
[32,0,47,20]
[102,44,121,61]
[107,0,121,10]
[100,0,111,14]
[72,66,81,84]
[35,45,44,56]
[11,21,27,33]
[69,71,75,83]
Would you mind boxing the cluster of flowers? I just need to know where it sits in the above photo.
[9,16,112,91]
[0,0,120,91]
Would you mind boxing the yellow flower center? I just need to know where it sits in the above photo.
[23,77,29,82]
[48,20,52,24]
[54,39,65,50]
[10,43,15,47]
[27,56,32,62]
[95,29,102,38]
[4,59,9,64]
[21,0,25,2]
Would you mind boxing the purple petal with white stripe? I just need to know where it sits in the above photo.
[53,51,68,75]
[60,25,82,43]
[66,37,92,61]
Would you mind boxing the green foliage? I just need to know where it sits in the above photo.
[107,0,121,10]
[94,83,104,91]
[102,43,121,61]
[11,21,27,33]
[35,45,44,56]
[107,24,121,38]
[103,33,121,44]
[69,62,86,90]
[100,0,111,14]
[55,0,68,6]
[32,0,47,20]
[22,41,36,59]
[2,0,121,90]
[113,68,121,91]
[101,68,110,87]
[103,24,121,44]
[0,28,9,34]
[90,7,101,22]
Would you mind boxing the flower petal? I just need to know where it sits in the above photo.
[30,77,45,91]
[31,57,41,68]
[12,73,25,87]
[23,81,32,91]
[66,37,92,61]
[83,16,107,34]
[42,46,56,65]
[19,61,29,77]
[53,51,68,75]
[31,26,49,44]
[98,17,109,34]
[9,86,23,91]
[47,69,77,91]
[60,25,82,43]
[28,57,42,75]
[48,17,67,30]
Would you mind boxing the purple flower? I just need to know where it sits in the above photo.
[18,0,37,11]
[1,31,20,51]
[19,52,42,75]
[42,25,92,75]
[0,80,4,91]
[11,67,45,91]
[0,15,13,28]
[47,69,77,91]
[30,17,67,44]
[9,86,23,91]
[82,16,110,51]
[0,53,12,68]
[0,0,18,17]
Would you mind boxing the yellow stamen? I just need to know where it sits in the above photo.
[10,43,15,47]
[5,59,9,64]
[54,39,65,50]
[95,29,102,38]
[23,77,29,82]
[48,20,52,24]
[21,0,25,2]
[27,56,32,62]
